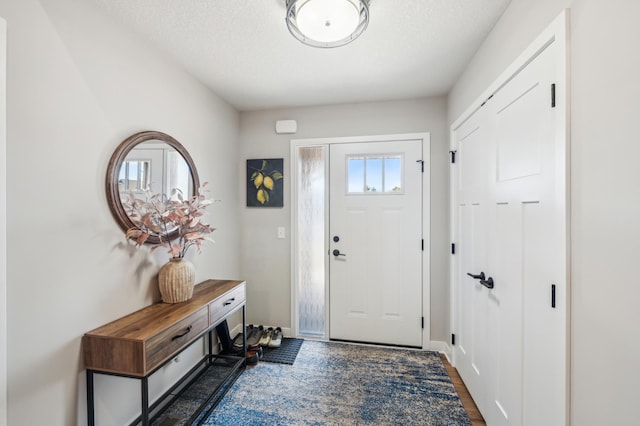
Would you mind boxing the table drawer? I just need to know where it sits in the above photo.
[145,306,209,372]
[209,283,245,326]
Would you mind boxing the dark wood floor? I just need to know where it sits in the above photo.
[440,354,486,426]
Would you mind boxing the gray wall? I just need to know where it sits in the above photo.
[238,97,451,343]
[1,0,240,424]
[448,0,640,424]
[0,17,6,426]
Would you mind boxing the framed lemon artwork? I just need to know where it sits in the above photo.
[246,158,284,207]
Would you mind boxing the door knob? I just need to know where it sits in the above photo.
[332,249,346,257]
[467,272,485,281]
[480,277,494,289]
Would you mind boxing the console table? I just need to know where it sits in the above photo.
[82,279,246,425]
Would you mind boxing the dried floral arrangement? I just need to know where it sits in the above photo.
[123,183,215,258]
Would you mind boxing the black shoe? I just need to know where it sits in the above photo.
[246,350,259,365]
[247,325,263,347]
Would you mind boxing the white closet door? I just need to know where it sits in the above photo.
[453,107,491,412]
[492,41,566,426]
[452,17,567,426]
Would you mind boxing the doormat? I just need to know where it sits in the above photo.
[260,338,304,365]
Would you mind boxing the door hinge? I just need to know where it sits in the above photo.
[421,239,424,251]
[449,150,457,164]
[451,334,456,345]
[551,83,556,108]
[421,317,425,329]
[451,243,455,255]
[480,94,494,107]
[416,159,424,172]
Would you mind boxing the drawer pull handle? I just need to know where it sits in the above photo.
[223,298,236,307]
[172,325,192,341]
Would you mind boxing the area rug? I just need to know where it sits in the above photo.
[203,340,471,425]
[260,338,304,365]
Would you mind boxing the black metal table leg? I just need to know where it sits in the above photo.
[87,370,95,426]
[242,306,247,359]
[141,377,149,425]
[208,329,213,361]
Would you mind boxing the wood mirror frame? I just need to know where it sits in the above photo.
[106,130,200,245]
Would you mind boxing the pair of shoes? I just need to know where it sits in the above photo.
[246,324,263,347]
[232,324,263,350]
[258,327,273,346]
[257,326,284,347]
[268,327,283,348]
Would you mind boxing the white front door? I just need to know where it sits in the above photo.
[328,140,423,347]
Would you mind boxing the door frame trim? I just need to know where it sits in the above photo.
[290,133,431,349]
[0,17,7,426]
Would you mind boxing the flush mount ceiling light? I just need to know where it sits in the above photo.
[286,0,371,48]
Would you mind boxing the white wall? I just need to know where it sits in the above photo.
[0,16,6,426]
[448,0,640,424]
[0,0,240,424]
[238,98,451,343]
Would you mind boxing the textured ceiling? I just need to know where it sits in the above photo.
[87,0,511,111]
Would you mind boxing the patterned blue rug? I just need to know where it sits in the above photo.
[203,340,471,425]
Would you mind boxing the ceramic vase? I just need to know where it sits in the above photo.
[158,257,195,303]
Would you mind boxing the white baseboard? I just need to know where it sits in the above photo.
[430,340,452,362]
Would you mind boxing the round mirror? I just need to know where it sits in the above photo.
[106,131,200,244]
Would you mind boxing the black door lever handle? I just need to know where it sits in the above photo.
[480,277,494,289]
[467,272,485,281]
[332,249,346,257]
